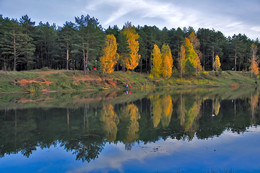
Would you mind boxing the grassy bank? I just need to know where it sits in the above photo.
[0,70,259,93]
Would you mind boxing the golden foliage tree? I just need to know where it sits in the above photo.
[184,37,202,74]
[151,44,162,78]
[122,23,141,70]
[213,55,221,72]
[250,43,259,77]
[100,104,119,142]
[188,32,202,61]
[161,44,173,78]
[250,60,259,76]
[100,34,119,73]
[178,45,186,78]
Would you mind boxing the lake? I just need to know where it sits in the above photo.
[0,88,260,173]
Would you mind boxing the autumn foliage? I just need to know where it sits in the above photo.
[100,104,119,142]
[250,43,259,76]
[161,44,173,78]
[151,44,162,78]
[151,44,173,78]
[122,23,141,70]
[150,95,173,128]
[213,55,221,72]
[184,37,202,74]
[100,34,119,73]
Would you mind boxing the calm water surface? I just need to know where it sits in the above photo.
[0,88,260,173]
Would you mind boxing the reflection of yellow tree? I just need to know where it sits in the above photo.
[122,104,141,143]
[250,93,259,123]
[177,94,186,126]
[100,104,119,142]
[213,98,221,116]
[150,95,173,128]
[150,95,162,128]
[181,98,202,135]
[161,95,173,127]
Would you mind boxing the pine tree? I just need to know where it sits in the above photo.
[0,18,35,71]
[100,34,119,73]
[59,22,75,70]
[75,15,105,74]
[185,59,196,76]
[151,44,162,78]
[161,44,173,78]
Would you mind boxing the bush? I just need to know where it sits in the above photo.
[27,82,41,93]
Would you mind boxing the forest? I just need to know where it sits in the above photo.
[0,14,259,77]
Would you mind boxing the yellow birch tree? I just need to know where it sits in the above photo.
[151,44,162,78]
[161,44,173,78]
[250,43,259,77]
[213,55,221,72]
[189,32,202,61]
[184,37,202,74]
[122,23,141,70]
[100,34,119,73]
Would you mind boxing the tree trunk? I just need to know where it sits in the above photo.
[86,47,89,71]
[212,46,214,71]
[66,42,69,70]
[235,50,237,71]
[83,45,86,75]
[13,32,17,71]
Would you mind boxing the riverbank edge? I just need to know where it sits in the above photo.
[0,70,259,94]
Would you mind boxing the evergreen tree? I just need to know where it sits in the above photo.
[74,15,105,74]
[58,22,75,70]
[185,59,196,76]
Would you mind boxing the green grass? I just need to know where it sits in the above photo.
[0,70,259,93]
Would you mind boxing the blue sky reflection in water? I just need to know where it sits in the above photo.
[0,89,260,173]
[1,127,260,172]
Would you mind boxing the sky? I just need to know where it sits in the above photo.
[0,0,260,40]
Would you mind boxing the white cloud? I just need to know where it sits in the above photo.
[83,0,260,39]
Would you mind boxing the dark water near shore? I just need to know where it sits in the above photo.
[0,88,260,173]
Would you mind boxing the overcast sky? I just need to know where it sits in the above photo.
[0,0,259,39]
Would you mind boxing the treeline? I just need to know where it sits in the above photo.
[0,14,259,75]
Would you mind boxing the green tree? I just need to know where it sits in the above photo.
[185,59,196,76]
[0,17,35,71]
[74,15,105,74]
[58,22,76,70]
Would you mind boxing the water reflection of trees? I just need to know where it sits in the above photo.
[0,91,260,163]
